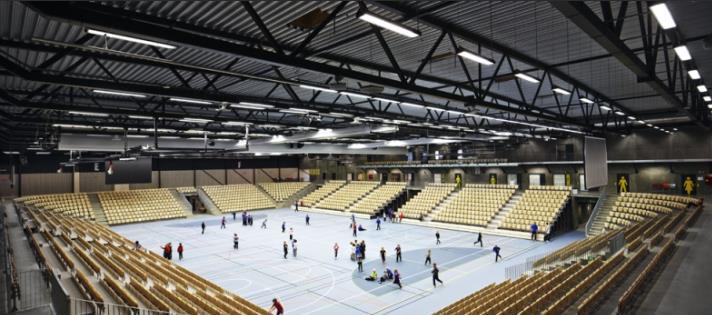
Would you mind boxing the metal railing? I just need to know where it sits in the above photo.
[585,186,608,236]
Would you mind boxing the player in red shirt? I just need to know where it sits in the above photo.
[270,298,284,315]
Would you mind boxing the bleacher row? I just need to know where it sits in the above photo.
[23,207,269,315]
[316,181,380,210]
[397,183,456,219]
[437,193,702,315]
[500,186,570,234]
[20,193,95,219]
[98,189,186,225]
[348,182,406,215]
[202,184,275,213]
[433,185,516,226]
[301,180,346,207]
[604,192,699,230]
[258,182,309,202]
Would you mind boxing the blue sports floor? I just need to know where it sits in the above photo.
[111,209,583,314]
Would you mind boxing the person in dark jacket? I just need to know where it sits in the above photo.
[432,263,443,288]
[530,223,539,241]
[493,245,502,262]
[201,222,206,234]
[474,232,483,247]
[393,269,402,289]
[283,241,288,259]
[395,244,402,262]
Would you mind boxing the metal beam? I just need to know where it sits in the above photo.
[26,1,589,128]
[551,1,706,128]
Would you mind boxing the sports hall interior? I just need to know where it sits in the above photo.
[0,1,711,315]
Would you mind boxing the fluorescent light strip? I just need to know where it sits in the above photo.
[169,98,212,105]
[627,116,636,120]
[68,111,109,117]
[222,121,252,126]
[231,102,274,110]
[357,12,420,38]
[179,118,213,123]
[400,102,425,109]
[614,111,626,116]
[339,91,370,99]
[674,45,692,61]
[457,49,494,65]
[650,3,676,30]
[92,89,146,98]
[35,151,51,155]
[373,97,399,103]
[703,96,711,102]
[579,97,594,104]
[688,70,701,80]
[299,84,337,93]
[515,72,540,83]
[87,29,176,49]
[599,105,612,111]
[552,87,571,95]
[697,85,708,93]
[326,112,354,118]
[128,115,153,120]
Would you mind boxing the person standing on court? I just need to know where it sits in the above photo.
[241,211,247,226]
[393,269,402,289]
[283,241,288,259]
[261,218,267,229]
[493,245,502,262]
[289,228,294,240]
[305,214,310,226]
[395,244,402,262]
[357,255,364,272]
[232,211,236,221]
[333,242,339,259]
[474,232,483,247]
[424,249,432,265]
[177,243,184,260]
[233,233,239,250]
[435,230,441,245]
[292,239,298,257]
[360,240,366,259]
[295,200,299,212]
[530,222,538,241]
[352,222,358,237]
[376,217,381,230]
[432,263,443,288]
[220,216,226,229]
[201,222,206,235]
[270,298,284,315]
[380,247,387,264]
[282,221,286,233]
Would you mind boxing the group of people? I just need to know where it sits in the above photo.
[365,267,402,288]
[159,242,184,260]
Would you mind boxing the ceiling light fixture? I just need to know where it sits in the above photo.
[400,102,425,109]
[514,72,540,83]
[552,87,571,95]
[325,112,355,118]
[231,102,274,110]
[627,116,636,120]
[222,121,252,126]
[579,97,595,104]
[339,91,370,99]
[704,96,712,102]
[688,70,701,80]
[650,3,676,29]
[299,84,338,93]
[674,45,692,61]
[86,29,176,49]
[179,118,213,123]
[357,12,420,38]
[67,111,109,117]
[92,89,146,98]
[456,49,494,65]
[599,105,612,111]
[708,104,712,109]
[373,97,400,103]
[697,85,708,93]
[128,115,153,120]
[614,111,626,116]
[169,98,212,105]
